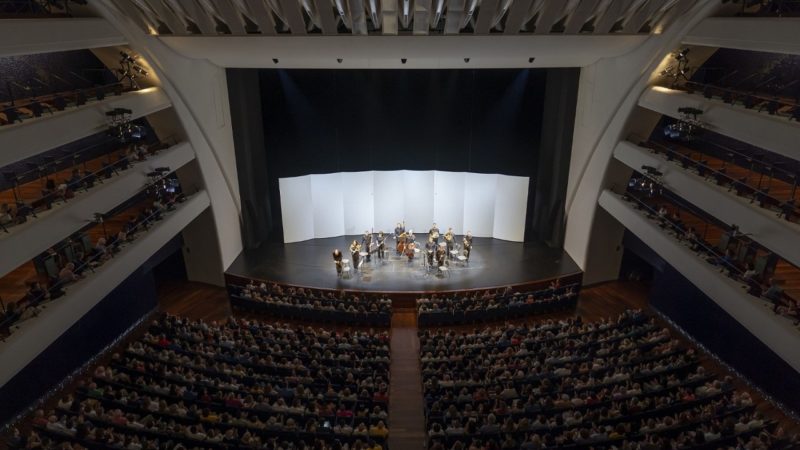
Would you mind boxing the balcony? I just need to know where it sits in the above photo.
[0,141,195,278]
[0,190,210,387]
[638,86,800,161]
[684,17,800,55]
[0,18,126,57]
[0,87,171,169]
[598,189,800,373]
[613,140,800,268]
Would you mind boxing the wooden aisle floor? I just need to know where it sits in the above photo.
[387,309,426,450]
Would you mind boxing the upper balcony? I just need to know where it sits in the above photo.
[638,86,800,162]
[0,18,126,57]
[599,189,800,374]
[0,189,210,387]
[684,17,800,55]
[0,86,171,169]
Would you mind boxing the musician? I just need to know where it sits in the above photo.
[407,229,416,244]
[376,231,386,260]
[435,242,447,267]
[429,223,440,244]
[425,237,435,267]
[463,231,473,260]
[396,231,407,256]
[332,249,343,277]
[406,242,416,262]
[349,240,361,270]
[362,231,373,262]
[394,222,405,239]
[444,227,455,259]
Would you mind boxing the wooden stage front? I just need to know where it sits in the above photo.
[224,236,582,295]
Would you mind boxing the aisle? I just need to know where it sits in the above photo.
[388,308,426,449]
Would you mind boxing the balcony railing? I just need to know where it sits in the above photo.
[663,80,800,121]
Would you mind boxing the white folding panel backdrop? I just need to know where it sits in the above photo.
[279,171,529,243]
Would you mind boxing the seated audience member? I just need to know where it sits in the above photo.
[58,263,80,284]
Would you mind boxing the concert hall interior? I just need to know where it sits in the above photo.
[2,1,800,449]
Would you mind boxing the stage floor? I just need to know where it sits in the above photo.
[225,236,581,293]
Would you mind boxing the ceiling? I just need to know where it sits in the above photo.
[114,0,697,36]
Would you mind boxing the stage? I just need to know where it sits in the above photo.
[225,236,581,293]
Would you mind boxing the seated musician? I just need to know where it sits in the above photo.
[436,242,447,267]
[332,249,343,276]
[349,240,361,270]
[429,223,440,244]
[444,227,455,259]
[362,230,373,262]
[406,242,416,262]
[463,231,473,260]
[407,229,415,244]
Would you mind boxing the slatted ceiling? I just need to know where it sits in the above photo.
[114,0,156,32]
[143,0,186,34]
[473,0,499,33]
[381,0,399,34]
[622,0,660,33]
[347,0,369,33]
[502,0,533,33]
[278,0,310,33]
[652,0,692,33]
[413,0,431,34]
[400,0,412,28]
[564,0,600,34]
[177,0,217,33]
[444,0,465,34]
[593,0,633,33]
[242,0,278,34]
[215,1,248,33]
[533,0,563,33]
[312,0,340,33]
[366,0,381,28]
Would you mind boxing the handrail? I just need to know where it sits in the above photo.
[642,140,799,214]
[689,136,800,184]
[0,81,131,126]
[621,190,745,277]
[675,80,800,117]
[0,190,185,336]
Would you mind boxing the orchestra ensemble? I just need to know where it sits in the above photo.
[333,222,473,276]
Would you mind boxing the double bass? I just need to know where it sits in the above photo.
[396,231,407,255]
[405,242,416,261]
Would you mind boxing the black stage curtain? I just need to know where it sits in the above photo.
[227,69,273,249]
[229,68,579,246]
[527,68,580,246]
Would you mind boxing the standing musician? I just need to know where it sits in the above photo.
[444,227,455,259]
[396,231,407,256]
[435,242,447,267]
[429,223,440,244]
[376,231,386,260]
[394,222,405,239]
[349,240,361,270]
[425,237,435,267]
[463,231,473,260]
[361,230,373,262]
[332,249,343,277]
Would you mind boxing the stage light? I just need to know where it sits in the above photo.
[528,57,535,63]
[401,58,407,64]
[337,58,343,64]
[464,58,470,63]
[272,58,279,64]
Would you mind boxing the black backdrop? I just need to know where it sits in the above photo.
[228,68,579,247]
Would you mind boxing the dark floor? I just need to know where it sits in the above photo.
[225,236,581,293]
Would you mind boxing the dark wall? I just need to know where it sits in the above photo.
[229,68,579,246]
[622,232,800,414]
[0,236,183,426]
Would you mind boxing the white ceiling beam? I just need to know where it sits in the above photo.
[348,0,369,34]
[504,0,534,33]
[474,0,499,34]
[564,0,600,34]
[142,0,186,34]
[414,0,431,34]
[593,0,632,33]
[621,0,660,33]
[314,0,340,33]
[177,0,217,33]
[215,0,248,34]
[444,0,466,34]
[653,0,695,34]
[381,0,398,34]
[241,0,278,34]
[278,0,309,33]
[533,0,563,34]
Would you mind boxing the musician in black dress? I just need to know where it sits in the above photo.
[377,231,386,260]
[332,249,343,276]
[349,240,361,270]
[463,231,473,260]
[362,231,373,262]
